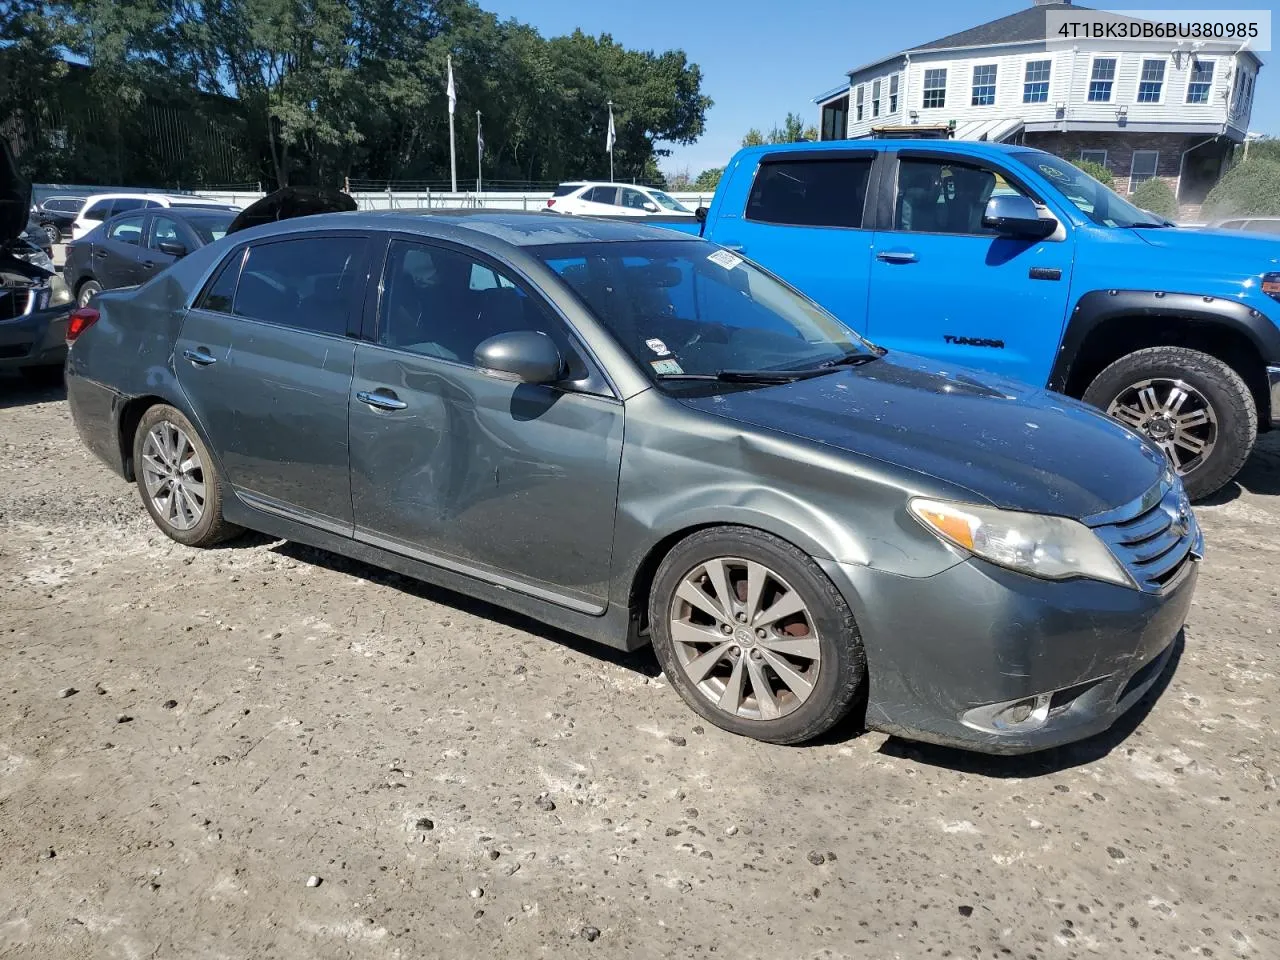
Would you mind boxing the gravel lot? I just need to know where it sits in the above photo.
[2,375,1278,959]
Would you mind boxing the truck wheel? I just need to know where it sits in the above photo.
[648,526,866,745]
[1082,346,1256,500]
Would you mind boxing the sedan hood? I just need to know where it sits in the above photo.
[678,353,1167,520]
[226,186,358,235]
[0,141,32,245]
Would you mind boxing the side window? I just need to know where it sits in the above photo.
[195,249,245,313]
[621,189,650,211]
[378,240,584,377]
[893,158,1032,235]
[111,197,147,216]
[745,158,872,229]
[233,236,366,336]
[83,200,109,223]
[586,186,617,205]
[150,216,181,249]
[107,215,145,245]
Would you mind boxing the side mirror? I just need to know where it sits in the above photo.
[695,206,708,223]
[474,330,564,384]
[642,201,659,213]
[982,195,1056,240]
[157,240,188,258]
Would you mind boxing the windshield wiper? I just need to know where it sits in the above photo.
[820,352,882,368]
[1123,220,1171,229]
[655,367,835,384]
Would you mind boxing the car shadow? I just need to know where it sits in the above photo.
[1199,430,1280,504]
[873,631,1185,777]
[269,539,663,678]
[0,372,66,409]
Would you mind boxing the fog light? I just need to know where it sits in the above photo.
[962,692,1055,734]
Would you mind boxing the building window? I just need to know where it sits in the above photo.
[889,74,899,113]
[923,68,947,109]
[1079,149,1108,168]
[1023,59,1051,103]
[1138,60,1165,103]
[1130,151,1159,191]
[820,95,848,141]
[1088,58,1116,102]
[855,85,864,122]
[872,79,882,118]
[1187,59,1214,103]
[971,64,997,106]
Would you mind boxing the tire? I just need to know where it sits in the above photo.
[77,280,102,308]
[648,526,867,745]
[43,224,59,246]
[1082,346,1256,501]
[132,404,242,547]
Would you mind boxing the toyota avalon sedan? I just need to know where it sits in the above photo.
[64,211,1201,753]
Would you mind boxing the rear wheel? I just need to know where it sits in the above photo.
[1083,346,1256,500]
[133,404,241,547]
[649,527,866,745]
[77,280,102,308]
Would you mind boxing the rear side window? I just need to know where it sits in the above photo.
[746,158,872,228]
[110,197,148,216]
[82,200,110,222]
[196,249,245,313]
[233,236,366,336]
[553,184,580,197]
[585,186,618,205]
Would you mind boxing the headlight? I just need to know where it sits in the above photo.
[909,498,1133,587]
[48,274,73,307]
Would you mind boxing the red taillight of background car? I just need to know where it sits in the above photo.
[66,307,99,343]
[546,198,556,208]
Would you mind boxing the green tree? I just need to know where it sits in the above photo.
[1203,158,1280,219]
[1071,158,1114,188]
[741,128,766,147]
[1131,178,1178,219]
[693,167,723,190]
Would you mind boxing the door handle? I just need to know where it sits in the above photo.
[142,260,155,269]
[183,348,217,367]
[876,249,918,264]
[92,250,107,258]
[356,389,408,411]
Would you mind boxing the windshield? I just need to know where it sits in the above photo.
[535,240,874,388]
[649,191,690,213]
[184,213,235,244]
[1014,151,1164,228]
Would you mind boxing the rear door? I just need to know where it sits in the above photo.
[701,150,878,334]
[348,236,623,611]
[175,232,374,532]
[96,214,148,288]
[865,150,1075,385]
[579,186,620,216]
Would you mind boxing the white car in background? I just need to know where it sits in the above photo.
[69,193,238,242]
[545,182,696,217]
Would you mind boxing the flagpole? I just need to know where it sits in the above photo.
[607,100,615,182]
[476,110,482,193]
[447,55,458,193]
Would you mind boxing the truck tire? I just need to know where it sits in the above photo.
[1082,346,1256,501]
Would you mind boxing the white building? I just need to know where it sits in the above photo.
[815,0,1262,210]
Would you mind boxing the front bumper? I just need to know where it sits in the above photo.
[0,303,71,371]
[821,553,1198,755]
[1268,365,1280,428]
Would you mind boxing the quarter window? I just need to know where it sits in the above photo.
[1024,59,1051,103]
[107,216,145,245]
[971,64,998,106]
[196,250,244,313]
[1138,60,1165,103]
[894,159,1033,235]
[922,68,947,109]
[1129,151,1159,191]
[1088,58,1116,102]
[233,236,366,336]
[745,158,873,229]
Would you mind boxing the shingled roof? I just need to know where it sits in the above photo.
[908,2,1089,52]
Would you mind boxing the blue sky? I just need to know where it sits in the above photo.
[483,0,1276,177]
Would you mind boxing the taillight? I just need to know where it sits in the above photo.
[1263,272,1280,301]
[66,306,99,343]
[546,198,556,208]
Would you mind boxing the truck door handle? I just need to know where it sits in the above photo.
[356,389,408,411]
[876,249,918,264]
[183,348,217,367]
[92,250,107,258]
[142,260,156,269]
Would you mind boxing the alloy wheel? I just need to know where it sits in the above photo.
[140,421,207,531]
[668,557,821,721]
[1107,377,1217,477]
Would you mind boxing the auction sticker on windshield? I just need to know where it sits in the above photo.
[707,249,743,270]
[650,358,684,375]
[645,338,671,356]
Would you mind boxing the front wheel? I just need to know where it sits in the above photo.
[1082,346,1257,500]
[648,527,867,745]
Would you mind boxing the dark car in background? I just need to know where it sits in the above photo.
[35,195,86,244]
[65,210,1200,754]
[64,206,236,307]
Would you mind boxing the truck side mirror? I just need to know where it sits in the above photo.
[982,195,1056,240]
[695,206,708,223]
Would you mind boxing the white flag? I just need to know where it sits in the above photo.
[606,102,616,153]
[447,56,456,116]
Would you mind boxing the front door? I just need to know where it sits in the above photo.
[96,214,148,289]
[175,232,373,532]
[348,238,623,612]
[700,151,877,334]
[865,152,1075,386]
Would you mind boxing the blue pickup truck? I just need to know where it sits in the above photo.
[647,140,1280,499]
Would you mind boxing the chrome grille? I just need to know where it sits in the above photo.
[1089,476,1201,593]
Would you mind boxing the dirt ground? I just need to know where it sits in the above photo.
[2,375,1278,960]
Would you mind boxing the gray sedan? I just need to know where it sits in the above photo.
[65,212,1201,753]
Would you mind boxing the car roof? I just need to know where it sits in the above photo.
[80,192,226,205]
[232,209,703,248]
[570,182,660,191]
[733,139,1030,159]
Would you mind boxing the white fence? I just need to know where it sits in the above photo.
[198,189,717,212]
